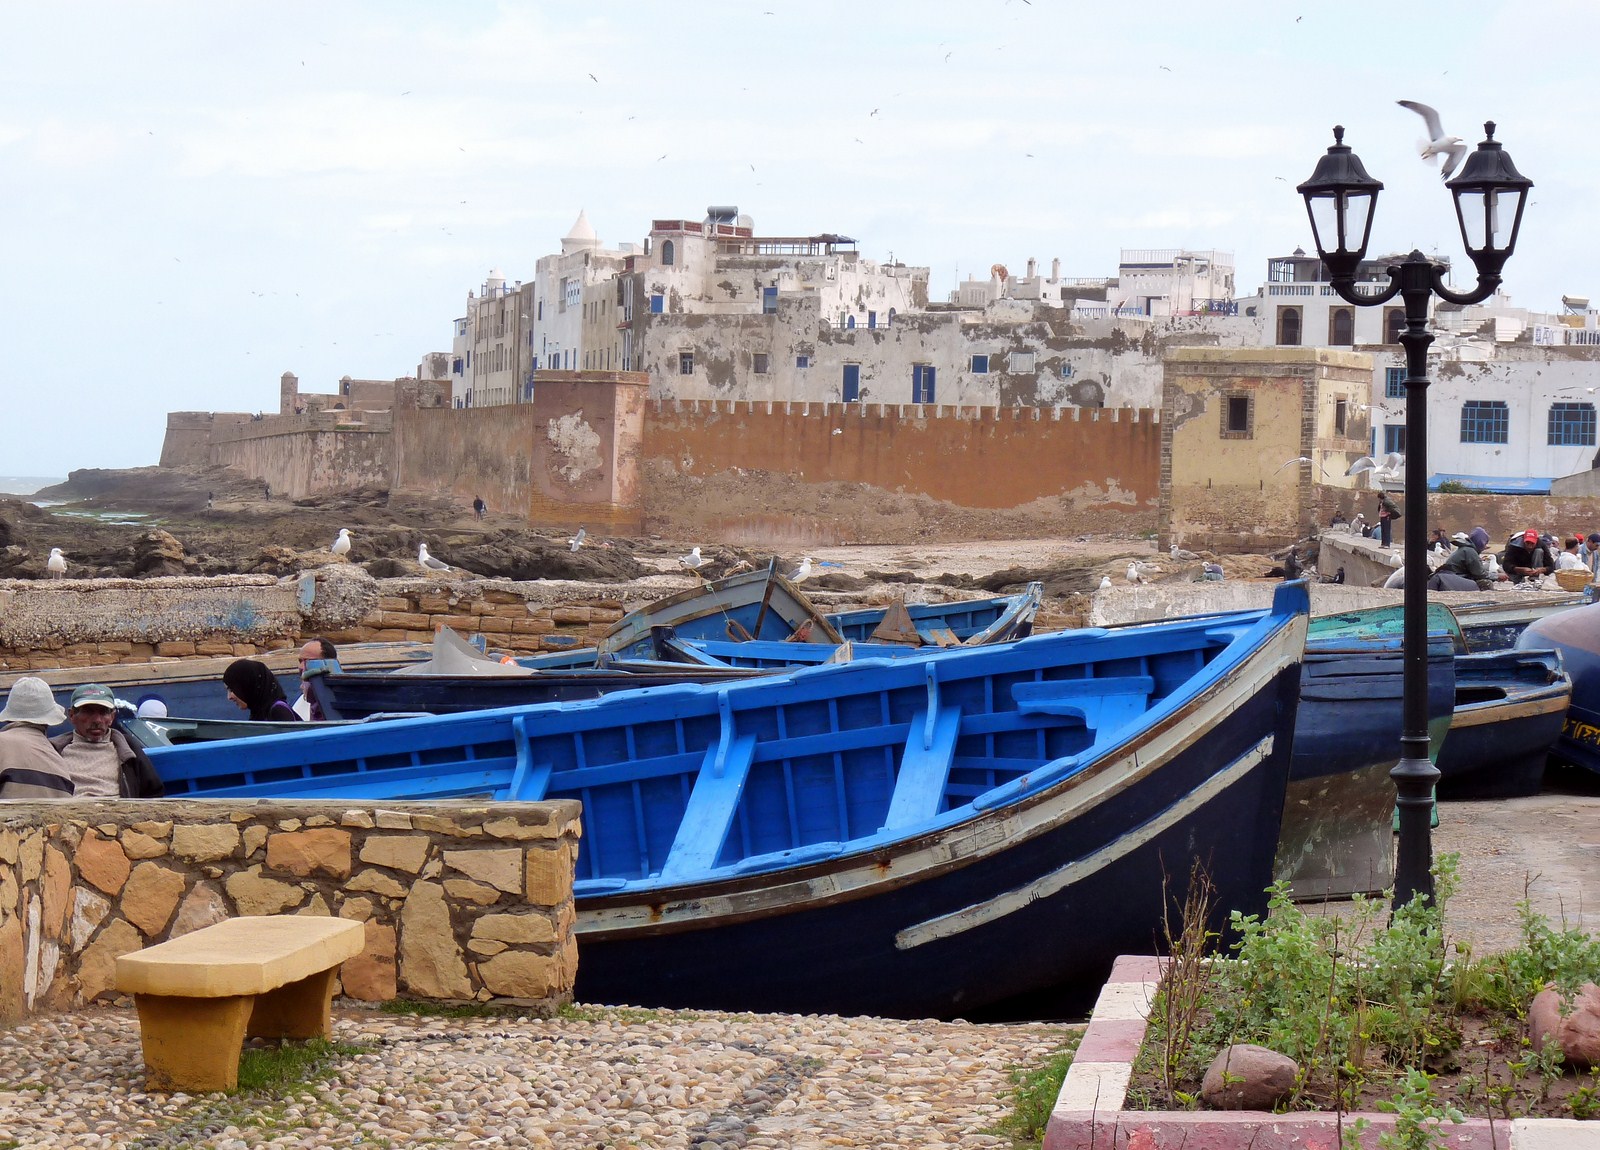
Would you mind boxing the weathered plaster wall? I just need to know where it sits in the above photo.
[392,373,649,531]
[643,399,1159,511]
[1161,347,1374,552]
[0,800,580,1022]
[158,412,254,468]
[209,422,391,500]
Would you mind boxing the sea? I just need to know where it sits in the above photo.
[1,476,154,525]
[0,476,66,497]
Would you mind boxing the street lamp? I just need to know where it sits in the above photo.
[1297,122,1533,909]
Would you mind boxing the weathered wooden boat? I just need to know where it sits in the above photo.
[1451,592,1585,653]
[1435,648,1570,799]
[139,583,1311,1019]
[1517,606,1600,777]
[0,640,434,724]
[310,585,1044,719]
[122,712,421,747]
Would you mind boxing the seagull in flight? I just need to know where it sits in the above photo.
[1276,456,1313,473]
[330,528,352,557]
[418,544,453,572]
[568,527,586,552]
[1347,452,1405,481]
[588,73,598,82]
[1397,101,1467,181]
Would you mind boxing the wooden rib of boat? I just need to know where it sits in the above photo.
[135,582,1311,1020]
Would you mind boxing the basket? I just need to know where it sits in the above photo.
[1555,568,1592,592]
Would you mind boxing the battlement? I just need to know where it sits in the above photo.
[646,399,1160,423]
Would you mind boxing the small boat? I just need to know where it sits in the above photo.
[1435,649,1570,800]
[123,713,417,747]
[310,584,1045,720]
[139,582,1311,1020]
[1517,607,1600,777]
[1450,592,1585,653]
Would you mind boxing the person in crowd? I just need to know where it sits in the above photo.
[1435,531,1508,590]
[1503,529,1556,583]
[223,659,302,722]
[1584,533,1600,576]
[1377,492,1401,547]
[1428,528,1450,555]
[0,677,74,799]
[1557,537,1588,571]
[135,698,168,719]
[48,684,163,798]
[293,637,339,721]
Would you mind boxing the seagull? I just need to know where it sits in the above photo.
[790,556,813,582]
[831,428,843,435]
[418,544,453,572]
[678,546,704,571]
[1277,456,1313,473]
[588,73,598,82]
[1397,101,1467,181]
[46,548,66,579]
[1170,543,1200,562]
[568,527,586,552]
[330,528,352,556]
[1126,561,1143,585]
[1098,575,1113,591]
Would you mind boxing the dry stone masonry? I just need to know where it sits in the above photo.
[0,800,581,1023]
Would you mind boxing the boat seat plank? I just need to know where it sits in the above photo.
[882,707,962,831]
[659,733,758,880]
[509,717,552,801]
[1011,676,1154,733]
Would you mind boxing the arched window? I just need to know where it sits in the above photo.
[888,308,896,325]
[1384,308,1405,344]
[1277,307,1301,346]
[661,240,674,266]
[846,315,856,329]
[1329,307,1354,346]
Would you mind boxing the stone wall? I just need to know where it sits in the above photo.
[0,800,581,1024]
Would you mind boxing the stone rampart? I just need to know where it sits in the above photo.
[0,800,581,1023]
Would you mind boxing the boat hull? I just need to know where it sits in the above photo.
[1435,650,1569,800]
[1517,609,1600,777]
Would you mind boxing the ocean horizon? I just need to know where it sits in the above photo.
[0,476,67,496]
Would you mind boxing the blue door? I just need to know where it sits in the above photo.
[843,364,861,402]
[912,364,936,404]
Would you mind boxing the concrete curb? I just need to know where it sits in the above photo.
[1042,955,1588,1150]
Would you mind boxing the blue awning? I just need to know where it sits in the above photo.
[1427,473,1553,495]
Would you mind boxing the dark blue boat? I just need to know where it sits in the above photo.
[1517,606,1600,777]
[137,583,1310,1019]
[1436,648,1569,799]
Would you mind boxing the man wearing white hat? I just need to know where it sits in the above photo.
[0,677,74,799]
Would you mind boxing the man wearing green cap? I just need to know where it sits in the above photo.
[48,684,163,798]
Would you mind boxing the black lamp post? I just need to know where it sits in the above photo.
[1297,123,1533,909]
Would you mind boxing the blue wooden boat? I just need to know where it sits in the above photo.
[1436,649,1569,799]
[310,585,1044,720]
[1452,592,1585,653]
[137,583,1310,1019]
[1517,606,1600,777]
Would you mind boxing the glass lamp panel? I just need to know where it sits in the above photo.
[1342,191,1375,256]
[1306,194,1343,257]
[1455,189,1489,253]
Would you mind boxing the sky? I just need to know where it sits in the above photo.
[3,1,1594,478]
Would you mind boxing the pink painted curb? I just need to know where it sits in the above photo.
[1041,955,1586,1150]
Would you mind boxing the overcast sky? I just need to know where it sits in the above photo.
[4,1,1591,478]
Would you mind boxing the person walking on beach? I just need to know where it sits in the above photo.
[473,496,486,520]
[223,659,302,722]
[48,684,162,798]
[0,677,74,799]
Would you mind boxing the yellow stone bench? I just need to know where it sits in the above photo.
[114,916,365,1092]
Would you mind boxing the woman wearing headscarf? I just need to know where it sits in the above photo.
[222,659,302,722]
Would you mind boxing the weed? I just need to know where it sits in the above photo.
[990,1032,1083,1149]
[236,1038,368,1094]
[1376,1068,1464,1150]
[379,998,504,1020]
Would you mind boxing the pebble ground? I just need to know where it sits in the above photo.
[0,1003,1069,1148]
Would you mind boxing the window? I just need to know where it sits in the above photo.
[650,293,664,314]
[1384,308,1404,344]
[661,239,674,266]
[1277,306,1301,346]
[1334,398,1348,436]
[912,364,936,404]
[970,354,989,374]
[679,352,694,375]
[1220,394,1252,438]
[868,310,877,329]
[1011,351,1036,373]
[846,315,856,329]
[1384,425,1407,454]
[1329,308,1354,347]
[762,286,778,314]
[842,363,860,401]
[753,352,769,374]
[796,354,810,369]
[1385,367,1406,398]
[1549,402,1597,446]
[1460,400,1509,444]
[452,356,463,374]
[887,307,896,325]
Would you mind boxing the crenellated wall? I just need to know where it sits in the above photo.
[0,800,581,1023]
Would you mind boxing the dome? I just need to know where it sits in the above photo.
[561,209,600,254]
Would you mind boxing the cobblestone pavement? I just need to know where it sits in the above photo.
[0,1004,1069,1148]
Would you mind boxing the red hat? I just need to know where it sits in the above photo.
[1523,529,1539,543]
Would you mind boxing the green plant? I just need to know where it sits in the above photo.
[235,1038,367,1094]
[992,1033,1083,1149]
[1376,1068,1464,1150]
[1570,1082,1600,1120]
[1152,859,1222,1105]
[379,998,503,1020]
[1434,480,1483,494]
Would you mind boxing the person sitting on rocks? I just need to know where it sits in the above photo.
[48,684,163,798]
[1436,531,1508,591]
[0,677,73,799]
[1503,529,1556,584]
[223,659,302,722]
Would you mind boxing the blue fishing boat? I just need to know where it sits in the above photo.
[1517,607,1600,777]
[1436,648,1569,799]
[138,583,1310,1019]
